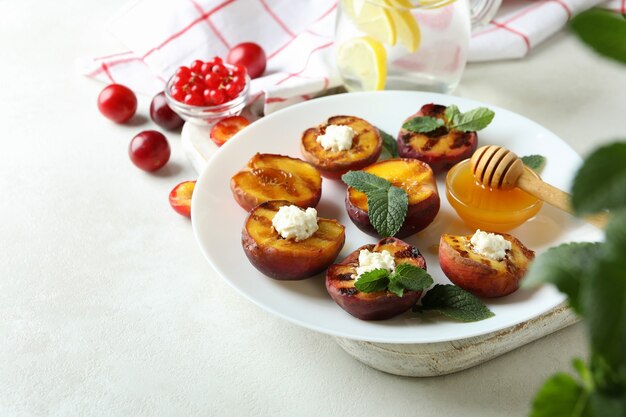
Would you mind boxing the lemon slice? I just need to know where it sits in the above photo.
[337,36,387,91]
[353,1,397,46]
[387,4,421,52]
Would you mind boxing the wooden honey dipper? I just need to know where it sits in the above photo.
[470,145,608,229]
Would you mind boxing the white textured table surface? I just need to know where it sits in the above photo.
[2,1,625,416]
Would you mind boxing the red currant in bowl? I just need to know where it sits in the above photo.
[129,130,171,172]
[164,58,250,126]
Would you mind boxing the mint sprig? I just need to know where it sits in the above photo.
[417,284,495,322]
[342,171,408,237]
[521,154,547,173]
[354,263,433,297]
[402,105,495,134]
[377,128,398,158]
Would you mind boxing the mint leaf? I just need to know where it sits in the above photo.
[583,251,626,372]
[341,171,391,193]
[420,284,494,322]
[529,373,591,417]
[451,107,495,132]
[387,278,405,297]
[572,142,626,215]
[377,128,398,158]
[444,105,461,126]
[521,154,546,173]
[523,242,604,314]
[402,116,444,133]
[570,9,626,65]
[354,269,390,293]
[367,186,408,237]
[392,263,433,291]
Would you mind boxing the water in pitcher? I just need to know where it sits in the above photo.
[335,0,472,93]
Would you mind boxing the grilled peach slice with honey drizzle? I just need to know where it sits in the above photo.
[242,200,345,280]
[231,153,322,211]
[301,115,382,179]
[397,104,478,173]
[439,233,535,298]
[346,158,440,238]
[326,238,427,320]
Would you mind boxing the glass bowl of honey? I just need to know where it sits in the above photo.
[446,159,543,232]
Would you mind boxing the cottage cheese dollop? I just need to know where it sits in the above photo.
[470,229,512,261]
[271,205,319,241]
[355,249,395,280]
[316,124,355,152]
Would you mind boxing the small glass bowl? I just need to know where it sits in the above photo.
[164,67,250,126]
[446,159,543,232]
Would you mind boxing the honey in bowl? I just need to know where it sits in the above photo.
[446,159,543,232]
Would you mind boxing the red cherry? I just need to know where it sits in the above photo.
[226,42,266,79]
[150,91,184,130]
[97,84,137,123]
[128,130,171,172]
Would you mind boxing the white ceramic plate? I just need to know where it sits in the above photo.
[191,91,601,344]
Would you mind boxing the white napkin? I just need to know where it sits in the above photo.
[80,0,622,115]
[469,0,621,61]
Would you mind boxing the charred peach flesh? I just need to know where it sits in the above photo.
[242,200,345,280]
[301,115,382,179]
[231,153,322,211]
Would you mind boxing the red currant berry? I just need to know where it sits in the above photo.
[170,86,185,102]
[176,66,191,78]
[97,84,137,123]
[129,130,170,172]
[200,62,213,75]
[184,93,204,106]
[234,64,247,76]
[224,82,241,98]
[210,89,226,105]
[231,75,245,87]
[190,84,204,95]
[212,64,228,76]
[204,73,221,89]
[190,59,204,74]
[173,75,188,88]
[213,56,223,66]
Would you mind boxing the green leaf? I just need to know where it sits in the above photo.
[402,116,444,133]
[392,263,434,291]
[589,392,626,417]
[583,253,626,372]
[603,210,626,260]
[571,142,626,215]
[529,373,592,417]
[521,154,547,173]
[570,9,626,65]
[387,278,405,297]
[450,107,495,132]
[522,242,604,314]
[378,128,398,158]
[444,104,461,126]
[341,171,391,194]
[367,186,409,237]
[420,284,494,322]
[354,269,390,293]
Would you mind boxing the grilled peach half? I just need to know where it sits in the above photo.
[439,233,535,298]
[301,115,382,179]
[242,200,345,280]
[397,103,478,173]
[326,238,427,320]
[231,153,322,211]
[346,158,440,238]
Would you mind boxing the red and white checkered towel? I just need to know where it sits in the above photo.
[80,0,625,115]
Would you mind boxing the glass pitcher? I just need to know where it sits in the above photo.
[335,0,501,93]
